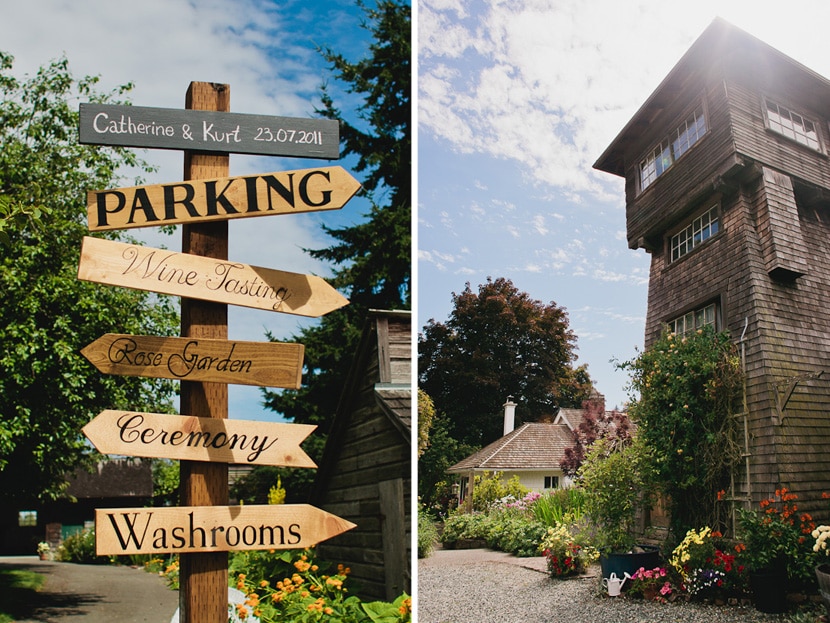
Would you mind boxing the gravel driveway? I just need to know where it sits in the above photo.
[417,548,792,623]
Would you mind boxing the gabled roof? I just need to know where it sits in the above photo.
[593,17,830,178]
[553,407,585,432]
[447,422,574,473]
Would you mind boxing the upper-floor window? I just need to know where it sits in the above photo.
[668,302,717,337]
[670,205,720,262]
[765,99,821,151]
[640,105,707,192]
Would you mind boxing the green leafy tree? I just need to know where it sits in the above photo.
[262,0,410,499]
[417,388,436,458]
[419,277,592,447]
[417,413,478,514]
[620,327,742,538]
[0,52,177,504]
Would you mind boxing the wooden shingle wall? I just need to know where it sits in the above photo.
[608,20,830,522]
[311,312,411,600]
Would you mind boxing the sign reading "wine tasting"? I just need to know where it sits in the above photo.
[77,237,348,317]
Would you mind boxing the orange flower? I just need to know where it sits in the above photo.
[734,542,746,553]
[717,490,726,501]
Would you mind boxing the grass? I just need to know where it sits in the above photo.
[0,568,45,622]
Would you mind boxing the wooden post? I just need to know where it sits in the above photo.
[179,81,230,623]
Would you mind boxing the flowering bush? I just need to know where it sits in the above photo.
[231,550,410,623]
[737,488,818,588]
[813,525,830,557]
[685,568,726,596]
[626,566,673,601]
[539,523,598,578]
[670,526,747,598]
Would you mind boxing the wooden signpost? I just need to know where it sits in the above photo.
[79,103,340,158]
[87,166,361,231]
[77,82,356,623]
[95,504,356,556]
[77,236,349,317]
[83,410,317,467]
[81,333,304,388]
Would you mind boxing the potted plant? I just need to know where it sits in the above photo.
[37,542,51,560]
[538,521,598,578]
[670,527,747,601]
[626,566,673,601]
[812,524,830,616]
[579,435,660,579]
[737,488,817,614]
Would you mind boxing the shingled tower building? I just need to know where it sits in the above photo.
[595,19,830,521]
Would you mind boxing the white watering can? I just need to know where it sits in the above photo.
[602,572,631,597]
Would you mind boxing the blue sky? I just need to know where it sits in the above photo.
[417,0,830,409]
[0,0,381,422]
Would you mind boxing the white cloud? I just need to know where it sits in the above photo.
[419,0,830,202]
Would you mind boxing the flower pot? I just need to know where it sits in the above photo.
[750,569,788,614]
[816,564,830,617]
[599,545,660,581]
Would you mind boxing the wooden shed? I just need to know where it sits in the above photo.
[310,310,411,600]
[594,18,830,522]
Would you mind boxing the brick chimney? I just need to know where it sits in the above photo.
[503,395,517,436]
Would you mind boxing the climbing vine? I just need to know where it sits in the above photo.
[620,327,743,540]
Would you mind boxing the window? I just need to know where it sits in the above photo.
[765,100,821,151]
[544,476,559,489]
[670,205,720,262]
[640,106,707,191]
[18,510,37,527]
[668,303,717,336]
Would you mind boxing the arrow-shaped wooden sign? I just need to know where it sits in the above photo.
[87,166,361,231]
[81,333,303,388]
[95,504,356,556]
[77,236,349,317]
[83,410,317,467]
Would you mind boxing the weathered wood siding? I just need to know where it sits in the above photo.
[622,27,830,520]
[312,313,411,600]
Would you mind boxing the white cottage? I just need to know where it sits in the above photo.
[446,398,592,508]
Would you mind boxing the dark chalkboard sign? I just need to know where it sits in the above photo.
[79,103,339,159]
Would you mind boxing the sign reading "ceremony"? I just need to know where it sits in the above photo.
[95,505,356,556]
[81,333,304,388]
[83,410,317,467]
[77,237,348,317]
[79,103,340,158]
[87,166,361,231]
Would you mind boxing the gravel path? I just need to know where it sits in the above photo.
[417,548,791,623]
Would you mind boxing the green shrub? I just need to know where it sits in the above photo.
[231,549,410,622]
[418,505,439,558]
[482,508,546,557]
[57,529,108,564]
[472,472,529,511]
[531,488,586,527]
[440,511,490,545]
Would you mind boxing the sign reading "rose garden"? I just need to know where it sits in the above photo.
[81,333,304,388]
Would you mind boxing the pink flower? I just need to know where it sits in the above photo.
[660,582,672,596]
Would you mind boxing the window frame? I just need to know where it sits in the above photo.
[667,301,719,337]
[763,97,823,153]
[639,103,708,193]
[669,203,721,263]
[543,475,560,490]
